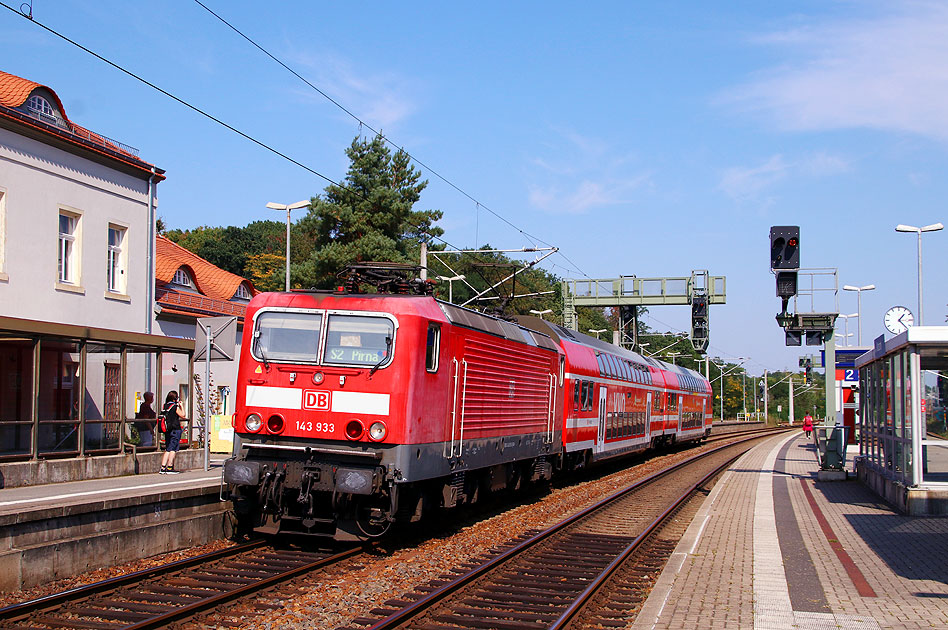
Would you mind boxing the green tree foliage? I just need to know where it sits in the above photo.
[294,134,443,289]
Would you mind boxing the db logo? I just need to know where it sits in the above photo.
[303,390,331,411]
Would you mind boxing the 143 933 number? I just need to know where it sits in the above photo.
[296,421,335,433]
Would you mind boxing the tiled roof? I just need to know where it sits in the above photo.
[155,288,248,321]
[0,69,164,179]
[156,235,258,302]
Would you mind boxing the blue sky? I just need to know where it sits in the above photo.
[3,0,947,375]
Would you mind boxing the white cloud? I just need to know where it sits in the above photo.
[289,50,418,130]
[527,127,651,214]
[719,152,850,200]
[721,3,948,142]
[719,155,789,200]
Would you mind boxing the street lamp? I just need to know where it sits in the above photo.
[588,328,607,340]
[836,312,858,347]
[266,200,310,291]
[436,275,465,303]
[895,222,944,325]
[665,351,680,365]
[842,284,875,345]
[529,309,553,320]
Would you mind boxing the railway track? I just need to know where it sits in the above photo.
[0,426,782,629]
[345,430,781,630]
[0,540,363,629]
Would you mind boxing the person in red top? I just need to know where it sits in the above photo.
[802,414,814,438]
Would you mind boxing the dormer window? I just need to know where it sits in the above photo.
[233,283,252,301]
[25,94,60,126]
[172,268,194,288]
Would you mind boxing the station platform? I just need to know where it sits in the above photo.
[0,461,227,591]
[633,431,948,630]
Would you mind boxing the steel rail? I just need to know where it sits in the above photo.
[0,539,267,621]
[550,449,743,628]
[364,430,779,630]
[120,544,366,629]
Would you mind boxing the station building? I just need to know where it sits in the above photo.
[0,68,254,484]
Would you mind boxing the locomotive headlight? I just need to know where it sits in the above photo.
[312,371,324,385]
[245,413,263,432]
[368,421,387,442]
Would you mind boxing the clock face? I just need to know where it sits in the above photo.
[884,306,914,334]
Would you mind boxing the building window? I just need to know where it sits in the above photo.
[106,225,126,293]
[0,190,5,276]
[26,95,56,124]
[172,268,193,287]
[58,211,79,284]
[233,283,252,300]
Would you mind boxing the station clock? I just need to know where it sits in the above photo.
[884,306,914,335]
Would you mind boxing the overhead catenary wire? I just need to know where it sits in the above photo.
[191,0,598,282]
[0,1,353,194]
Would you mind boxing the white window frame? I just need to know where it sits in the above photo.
[233,283,252,300]
[173,268,193,287]
[56,208,83,292]
[26,95,54,117]
[0,188,6,282]
[106,223,127,295]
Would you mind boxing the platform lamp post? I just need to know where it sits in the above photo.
[529,309,553,320]
[266,200,310,291]
[665,351,680,365]
[436,275,465,303]
[842,285,875,346]
[836,312,858,347]
[895,222,944,325]
[588,328,607,340]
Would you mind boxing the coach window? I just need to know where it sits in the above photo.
[559,356,565,387]
[573,380,581,411]
[597,354,606,377]
[425,323,440,372]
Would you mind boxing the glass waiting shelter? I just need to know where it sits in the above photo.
[0,315,194,461]
[856,326,948,489]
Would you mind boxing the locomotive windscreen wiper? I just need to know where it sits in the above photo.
[369,336,392,376]
[253,330,270,370]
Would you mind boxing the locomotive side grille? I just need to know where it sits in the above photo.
[459,335,553,434]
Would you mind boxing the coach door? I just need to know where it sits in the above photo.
[597,385,607,447]
[645,392,652,438]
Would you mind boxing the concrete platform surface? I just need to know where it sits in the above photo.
[633,431,948,630]
[0,460,228,592]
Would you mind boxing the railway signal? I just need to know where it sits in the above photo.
[691,294,709,352]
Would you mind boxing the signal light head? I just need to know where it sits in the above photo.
[788,237,798,247]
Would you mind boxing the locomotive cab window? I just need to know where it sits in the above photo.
[425,323,440,372]
[253,311,322,362]
[324,315,395,367]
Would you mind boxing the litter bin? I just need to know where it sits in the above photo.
[814,424,848,470]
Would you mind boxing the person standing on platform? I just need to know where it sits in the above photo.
[160,391,185,474]
[803,413,814,439]
[134,391,156,447]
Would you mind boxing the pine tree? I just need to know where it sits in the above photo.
[295,134,443,289]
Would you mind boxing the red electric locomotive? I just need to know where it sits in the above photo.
[224,270,563,540]
[223,266,712,541]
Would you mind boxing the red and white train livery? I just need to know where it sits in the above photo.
[223,289,711,540]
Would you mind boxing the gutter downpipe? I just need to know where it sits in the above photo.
[145,167,156,388]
